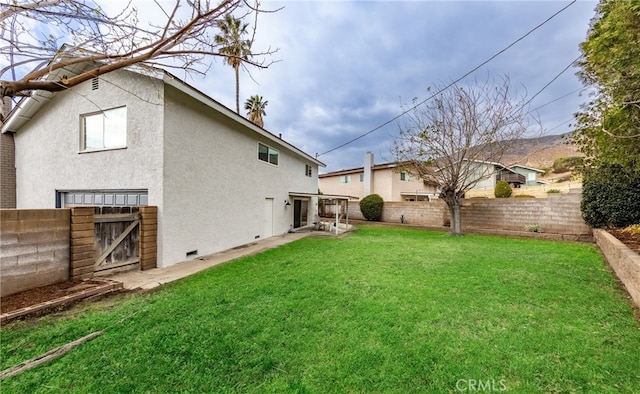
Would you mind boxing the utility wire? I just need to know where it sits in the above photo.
[317,0,577,158]
[529,87,586,113]
[522,55,582,109]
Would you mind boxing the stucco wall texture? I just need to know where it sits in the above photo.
[11,69,319,267]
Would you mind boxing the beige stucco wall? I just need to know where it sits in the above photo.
[160,85,318,267]
[319,167,435,201]
[13,70,165,209]
[319,171,364,198]
[12,69,319,268]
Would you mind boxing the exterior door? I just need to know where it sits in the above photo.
[263,198,274,238]
[294,200,302,228]
[293,199,309,229]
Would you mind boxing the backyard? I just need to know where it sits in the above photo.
[1,225,639,393]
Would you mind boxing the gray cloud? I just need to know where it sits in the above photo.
[203,0,597,172]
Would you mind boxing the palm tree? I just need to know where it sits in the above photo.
[214,14,251,114]
[244,95,268,127]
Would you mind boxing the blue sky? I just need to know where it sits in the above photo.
[150,1,597,172]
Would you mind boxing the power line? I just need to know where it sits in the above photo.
[530,87,586,113]
[317,0,577,158]
[522,55,582,109]
[545,119,573,134]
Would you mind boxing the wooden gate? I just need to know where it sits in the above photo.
[94,207,140,273]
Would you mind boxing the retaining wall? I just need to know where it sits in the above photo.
[1,209,70,297]
[594,229,640,309]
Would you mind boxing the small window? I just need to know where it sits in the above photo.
[339,175,351,184]
[258,143,278,165]
[400,171,410,181]
[81,106,127,151]
[305,164,312,177]
[359,173,364,182]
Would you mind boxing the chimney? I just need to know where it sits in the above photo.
[364,152,374,196]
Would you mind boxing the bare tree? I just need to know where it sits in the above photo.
[393,77,538,235]
[0,0,277,99]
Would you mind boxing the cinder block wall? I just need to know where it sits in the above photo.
[461,192,590,234]
[594,229,640,308]
[325,192,590,236]
[1,209,70,297]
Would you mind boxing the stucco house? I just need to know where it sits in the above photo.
[1,66,325,267]
[469,160,526,191]
[319,153,438,201]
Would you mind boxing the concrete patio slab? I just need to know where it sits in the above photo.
[108,232,312,290]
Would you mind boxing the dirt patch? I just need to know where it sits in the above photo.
[0,279,123,323]
[608,229,640,255]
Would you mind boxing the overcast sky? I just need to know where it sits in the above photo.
[181,1,596,172]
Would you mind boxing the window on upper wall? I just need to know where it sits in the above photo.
[258,143,279,165]
[80,106,127,151]
[359,173,364,182]
[305,164,312,177]
[400,171,410,181]
[339,175,351,184]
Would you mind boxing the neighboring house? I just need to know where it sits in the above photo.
[319,153,438,201]
[508,164,546,186]
[470,160,527,190]
[1,66,325,267]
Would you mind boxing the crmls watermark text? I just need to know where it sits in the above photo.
[455,379,507,392]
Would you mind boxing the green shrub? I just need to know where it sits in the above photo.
[553,156,584,171]
[359,194,384,221]
[581,164,640,228]
[546,189,561,194]
[494,180,512,198]
[552,167,570,174]
[514,194,535,198]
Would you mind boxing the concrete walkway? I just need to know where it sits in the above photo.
[108,232,312,290]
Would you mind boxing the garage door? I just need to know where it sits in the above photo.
[57,190,148,208]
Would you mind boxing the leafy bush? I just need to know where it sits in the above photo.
[494,180,512,198]
[552,167,570,174]
[546,189,561,194]
[359,194,384,221]
[622,224,640,236]
[514,194,535,198]
[581,164,640,228]
[553,156,584,171]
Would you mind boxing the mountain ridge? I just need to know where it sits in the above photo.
[501,132,583,169]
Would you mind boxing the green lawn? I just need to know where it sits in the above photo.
[2,225,639,393]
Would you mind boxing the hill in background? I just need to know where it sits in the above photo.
[502,132,584,170]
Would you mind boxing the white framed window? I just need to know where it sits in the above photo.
[400,171,410,181]
[258,143,279,165]
[359,173,364,182]
[339,175,351,184]
[305,164,312,177]
[80,106,127,151]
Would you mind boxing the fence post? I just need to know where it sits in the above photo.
[139,206,157,270]
[69,207,95,280]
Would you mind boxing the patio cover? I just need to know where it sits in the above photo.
[288,192,359,235]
